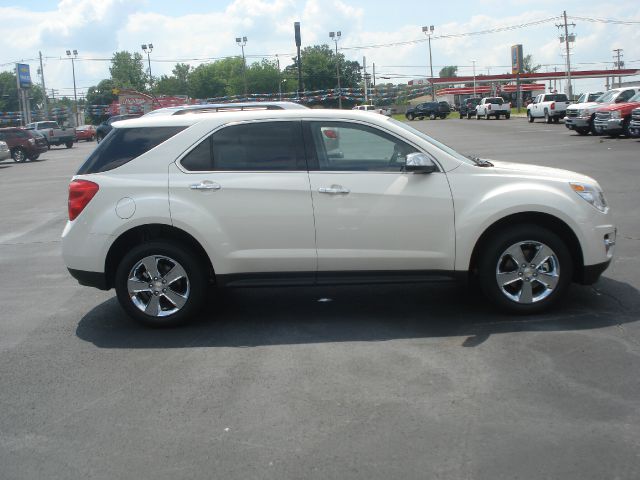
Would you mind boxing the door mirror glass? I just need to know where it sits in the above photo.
[405,152,437,174]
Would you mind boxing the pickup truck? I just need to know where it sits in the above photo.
[527,93,570,123]
[459,97,482,119]
[475,97,510,119]
[630,106,640,137]
[565,87,639,135]
[593,91,640,137]
[25,121,76,148]
[352,104,391,116]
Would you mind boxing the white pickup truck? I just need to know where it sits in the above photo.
[527,93,570,123]
[352,104,391,116]
[475,97,511,120]
[25,121,76,149]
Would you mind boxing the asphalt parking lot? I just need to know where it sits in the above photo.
[1,119,639,479]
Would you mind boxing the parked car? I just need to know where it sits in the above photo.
[593,91,640,137]
[527,93,570,123]
[96,114,141,142]
[459,97,482,119]
[0,140,10,161]
[574,92,604,104]
[144,101,308,117]
[565,88,639,135]
[405,101,450,120]
[62,109,615,326]
[75,125,96,142]
[25,120,76,148]
[475,97,511,119]
[629,107,640,137]
[0,127,49,162]
[352,104,391,116]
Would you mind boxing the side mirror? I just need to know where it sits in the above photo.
[405,152,438,174]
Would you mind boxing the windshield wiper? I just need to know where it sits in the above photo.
[467,155,493,167]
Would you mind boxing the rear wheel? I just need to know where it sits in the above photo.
[11,148,26,163]
[505,113,510,119]
[528,112,534,123]
[478,225,573,314]
[115,241,209,327]
[553,117,560,124]
[65,141,73,148]
[545,111,552,124]
[429,113,436,120]
[467,112,472,119]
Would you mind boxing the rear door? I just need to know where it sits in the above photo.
[168,120,317,280]
[305,120,455,275]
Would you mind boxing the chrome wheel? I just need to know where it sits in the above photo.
[495,240,560,304]
[127,255,190,317]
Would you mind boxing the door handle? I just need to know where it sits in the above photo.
[190,181,221,191]
[318,186,350,195]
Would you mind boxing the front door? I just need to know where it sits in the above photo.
[305,120,455,275]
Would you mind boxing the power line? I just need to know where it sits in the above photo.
[568,16,640,25]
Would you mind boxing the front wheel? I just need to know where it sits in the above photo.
[115,241,208,327]
[527,112,534,123]
[65,141,73,148]
[477,225,572,314]
[406,113,415,121]
[96,134,104,143]
[429,113,436,120]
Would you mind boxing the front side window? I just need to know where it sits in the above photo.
[181,121,304,172]
[618,90,636,102]
[309,121,418,172]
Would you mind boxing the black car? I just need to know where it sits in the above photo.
[95,114,141,142]
[459,97,482,119]
[405,101,450,121]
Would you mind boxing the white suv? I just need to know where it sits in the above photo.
[62,110,615,326]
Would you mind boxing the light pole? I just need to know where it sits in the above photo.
[329,31,342,109]
[66,49,79,126]
[236,36,248,97]
[422,25,435,100]
[141,43,153,90]
[470,60,477,96]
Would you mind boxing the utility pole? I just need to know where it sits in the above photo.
[470,60,477,96]
[141,43,154,90]
[235,36,248,97]
[556,11,576,99]
[422,25,435,100]
[329,31,342,109]
[66,50,79,126]
[39,51,48,120]
[294,22,303,100]
[362,56,370,104]
[613,48,624,88]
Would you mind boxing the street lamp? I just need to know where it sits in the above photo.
[329,31,342,109]
[470,60,477,96]
[422,25,435,100]
[141,43,153,89]
[235,36,248,97]
[66,49,79,126]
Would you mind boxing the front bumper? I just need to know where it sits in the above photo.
[68,268,109,290]
[594,118,623,134]
[564,116,590,129]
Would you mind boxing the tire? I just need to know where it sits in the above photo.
[544,111,552,124]
[429,113,436,120]
[622,118,631,137]
[576,128,589,136]
[114,241,209,327]
[28,153,40,161]
[477,224,573,314]
[11,148,26,163]
[484,112,489,120]
[467,112,472,119]
[65,141,73,148]
[553,117,560,124]
[505,113,510,119]
[419,117,424,120]
[589,117,598,135]
[406,113,415,121]
[46,141,50,150]
[476,113,480,120]
[96,134,104,143]
[459,114,464,119]
[528,112,534,123]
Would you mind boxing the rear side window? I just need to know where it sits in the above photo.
[77,126,185,174]
[180,121,305,172]
[40,122,59,129]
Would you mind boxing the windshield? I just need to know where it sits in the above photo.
[596,91,617,103]
[389,118,474,165]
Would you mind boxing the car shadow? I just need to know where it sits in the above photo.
[76,276,639,350]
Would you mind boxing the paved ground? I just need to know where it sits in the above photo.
[1,121,639,479]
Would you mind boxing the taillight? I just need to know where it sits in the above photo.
[49,129,54,137]
[488,105,491,110]
[68,180,99,221]
[550,102,555,110]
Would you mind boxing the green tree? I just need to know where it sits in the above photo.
[283,45,361,92]
[85,79,118,123]
[522,55,541,74]
[154,63,191,96]
[439,66,458,78]
[187,63,228,99]
[109,51,147,92]
[0,71,45,112]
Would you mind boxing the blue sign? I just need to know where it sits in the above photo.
[16,63,32,89]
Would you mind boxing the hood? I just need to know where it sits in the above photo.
[567,102,599,111]
[597,101,640,112]
[488,160,596,184]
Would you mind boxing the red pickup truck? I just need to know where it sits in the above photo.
[593,91,640,137]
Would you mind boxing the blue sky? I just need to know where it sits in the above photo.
[1,0,638,98]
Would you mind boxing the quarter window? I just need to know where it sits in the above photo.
[309,122,418,172]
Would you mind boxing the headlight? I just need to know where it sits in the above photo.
[611,110,621,119]
[570,182,608,213]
